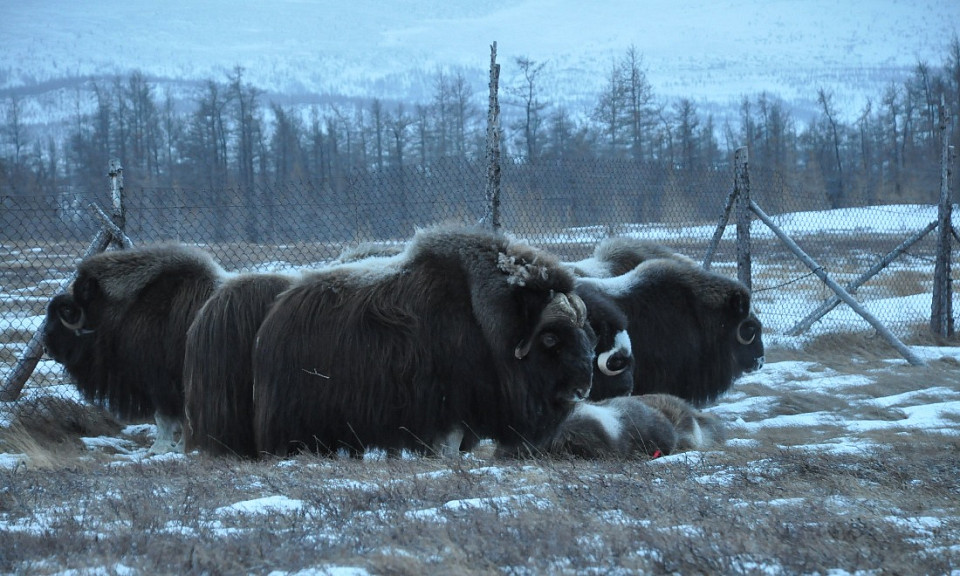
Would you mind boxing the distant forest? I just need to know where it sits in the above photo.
[2,40,959,212]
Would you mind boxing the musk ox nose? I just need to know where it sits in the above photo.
[752,355,765,372]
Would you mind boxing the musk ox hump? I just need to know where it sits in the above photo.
[75,243,226,303]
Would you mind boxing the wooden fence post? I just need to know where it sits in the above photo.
[734,147,752,290]
[484,41,502,231]
[0,162,131,402]
[931,103,954,337]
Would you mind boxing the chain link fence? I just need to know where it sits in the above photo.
[1,157,957,418]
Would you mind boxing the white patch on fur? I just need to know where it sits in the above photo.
[686,418,705,449]
[575,269,642,299]
[597,330,633,375]
[575,403,622,442]
[565,257,611,278]
[612,329,632,355]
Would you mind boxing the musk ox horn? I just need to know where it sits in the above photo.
[736,319,757,346]
[514,292,587,359]
[597,350,628,376]
[58,305,86,332]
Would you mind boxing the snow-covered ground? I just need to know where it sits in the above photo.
[1,203,958,573]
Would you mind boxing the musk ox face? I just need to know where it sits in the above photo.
[40,243,225,453]
[576,256,764,407]
[730,308,765,376]
[42,292,96,369]
[575,285,634,400]
[513,291,596,407]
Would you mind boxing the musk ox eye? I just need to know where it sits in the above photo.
[540,332,559,349]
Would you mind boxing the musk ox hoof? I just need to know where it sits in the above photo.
[148,412,184,455]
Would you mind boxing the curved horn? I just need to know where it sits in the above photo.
[59,305,86,332]
[597,349,628,376]
[736,319,757,346]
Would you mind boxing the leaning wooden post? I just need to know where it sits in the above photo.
[1,161,130,402]
[703,185,738,270]
[483,41,502,231]
[931,102,955,337]
[734,147,752,290]
[750,200,925,366]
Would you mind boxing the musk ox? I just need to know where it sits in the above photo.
[575,283,634,400]
[183,272,299,458]
[543,394,724,459]
[577,257,764,407]
[42,243,225,453]
[565,236,696,279]
[252,225,597,457]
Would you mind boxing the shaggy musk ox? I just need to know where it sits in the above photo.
[42,243,226,453]
[577,257,764,407]
[183,272,299,458]
[252,225,597,457]
[543,394,724,459]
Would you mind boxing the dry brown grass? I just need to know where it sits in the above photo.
[1,338,959,576]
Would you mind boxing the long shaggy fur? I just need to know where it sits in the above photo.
[544,393,725,459]
[636,394,725,451]
[252,225,596,457]
[544,396,678,458]
[42,243,225,451]
[183,272,297,457]
[577,258,764,407]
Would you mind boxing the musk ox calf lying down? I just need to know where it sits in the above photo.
[183,272,300,458]
[42,243,226,453]
[575,251,764,407]
[542,394,725,459]
[252,225,597,457]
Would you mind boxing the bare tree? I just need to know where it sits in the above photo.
[593,61,627,156]
[389,103,414,169]
[509,56,549,161]
[817,87,845,207]
[622,45,655,161]
[229,66,262,188]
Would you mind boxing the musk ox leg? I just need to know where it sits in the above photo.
[432,428,465,458]
[149,412,183,454]
[637,394,726,451]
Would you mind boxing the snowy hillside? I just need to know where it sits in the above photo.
[2,0,958,129]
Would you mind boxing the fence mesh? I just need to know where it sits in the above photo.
[1,157,956,420]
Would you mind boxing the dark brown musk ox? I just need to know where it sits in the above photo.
[182,271,300,458]
[41,243,226,453]
[251,225,598,458]
[576,256,764,407]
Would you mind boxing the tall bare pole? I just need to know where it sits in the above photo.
[735,147,752,289]
[931,102,955,337]
[484,42,502,231]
